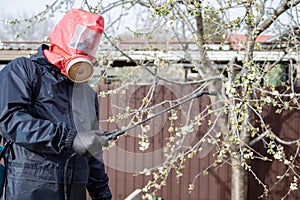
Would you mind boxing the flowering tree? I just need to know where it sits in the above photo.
[2,0,300,199]
[93,1,300,199]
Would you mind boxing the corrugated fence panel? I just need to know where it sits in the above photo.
[248,87,300,200]
[91,84,299,200]
[95,84,231,200]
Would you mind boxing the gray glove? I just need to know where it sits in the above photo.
[72,130,109,157]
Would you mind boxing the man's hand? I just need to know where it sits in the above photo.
[72,130,109,157]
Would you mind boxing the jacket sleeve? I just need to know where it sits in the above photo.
[87,93,112,200]
[0,57,76,154]
[87,156,112,200]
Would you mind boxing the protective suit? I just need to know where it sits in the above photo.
[0,8,111,200]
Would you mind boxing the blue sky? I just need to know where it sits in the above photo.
[0,0,293,38]
[0,0,111,28]
[0,0,63,24]
[1,0,55,15]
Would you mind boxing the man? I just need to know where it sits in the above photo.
[0,8,112,200]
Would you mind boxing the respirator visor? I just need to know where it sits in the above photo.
[69,25,101,57]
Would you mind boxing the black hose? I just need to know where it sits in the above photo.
[64,152,76,200]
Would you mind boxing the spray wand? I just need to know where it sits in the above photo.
[101,90,217,143]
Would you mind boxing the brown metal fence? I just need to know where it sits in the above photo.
[248,87,300,200]
[89,84,300,200]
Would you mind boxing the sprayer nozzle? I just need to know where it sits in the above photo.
[208,91,218,96]
[195,91,217,98]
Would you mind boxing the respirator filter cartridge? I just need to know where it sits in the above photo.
[66,57,94,83]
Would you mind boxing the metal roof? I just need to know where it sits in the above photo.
[0,41,298,65]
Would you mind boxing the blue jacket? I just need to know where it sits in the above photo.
[0,45,111,200]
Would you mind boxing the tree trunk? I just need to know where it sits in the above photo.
[231,155,246,200]
[195,6,247,200]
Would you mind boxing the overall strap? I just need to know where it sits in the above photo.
[0,141,14,160]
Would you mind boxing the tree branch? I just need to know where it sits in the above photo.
[257,0,300,35]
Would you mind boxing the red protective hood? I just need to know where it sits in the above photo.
[43,8,104,77]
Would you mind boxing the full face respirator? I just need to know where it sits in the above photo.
[43,8,104,83]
